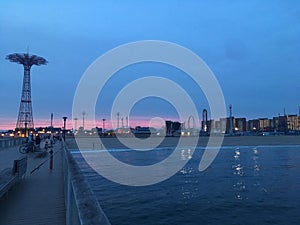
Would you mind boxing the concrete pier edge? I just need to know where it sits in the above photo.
[62,142,111,225]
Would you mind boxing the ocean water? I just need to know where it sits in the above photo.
[72,145,300,225]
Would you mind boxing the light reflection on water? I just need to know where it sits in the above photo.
[232,146,268,201]
[232,147,246,200]
[181,148,193,161]
[73,145,300,225]
[252,147,261,191]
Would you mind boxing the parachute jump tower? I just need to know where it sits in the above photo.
[6,52,47,131]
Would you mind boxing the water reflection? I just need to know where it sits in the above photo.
[232,146,268,201]
[253,147,260,177]
[179,148,196,202]
[179,166,193,175]
[252,147,267,196]
[179,166,198,203]
[233,148,244,176]
[232,147,246,200]
[181,148,192,161]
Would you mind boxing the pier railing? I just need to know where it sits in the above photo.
[0,138,24,149]
[62,142,111,225]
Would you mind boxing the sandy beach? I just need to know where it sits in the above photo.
[66,135,300,150]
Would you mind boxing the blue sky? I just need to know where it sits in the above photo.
[0,1,300,129]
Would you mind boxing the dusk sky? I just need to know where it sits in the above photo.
[1,1,299,130]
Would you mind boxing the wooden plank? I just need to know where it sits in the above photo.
[0,144,66,225]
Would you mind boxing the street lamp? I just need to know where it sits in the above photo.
[74,117,78,131]
[102,118,106,133]
[24,122,28,138]
[82,112,85,131]
[62,116,67,141]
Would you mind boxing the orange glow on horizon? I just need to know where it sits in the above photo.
[0,116,182,130]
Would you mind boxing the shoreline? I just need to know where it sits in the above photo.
[66,135,300,149]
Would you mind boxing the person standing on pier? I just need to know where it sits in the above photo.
[35,135,41,148]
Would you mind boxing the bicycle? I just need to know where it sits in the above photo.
[19,141,37,154]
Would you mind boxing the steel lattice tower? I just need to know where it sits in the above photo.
[6,52,47,130]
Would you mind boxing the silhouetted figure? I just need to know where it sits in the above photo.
[35,135,41,146]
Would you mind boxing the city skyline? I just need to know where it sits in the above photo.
[1,106,299,132]
[1,1,300,130]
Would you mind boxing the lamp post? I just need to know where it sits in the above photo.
[82,112,85,131]
[50,113,54,134]
[74,117,78,131]
[62,116,67,141]
[102,119,106,133]
[24,122,28,138]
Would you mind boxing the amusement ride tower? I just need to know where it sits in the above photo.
[6,52,47,131]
